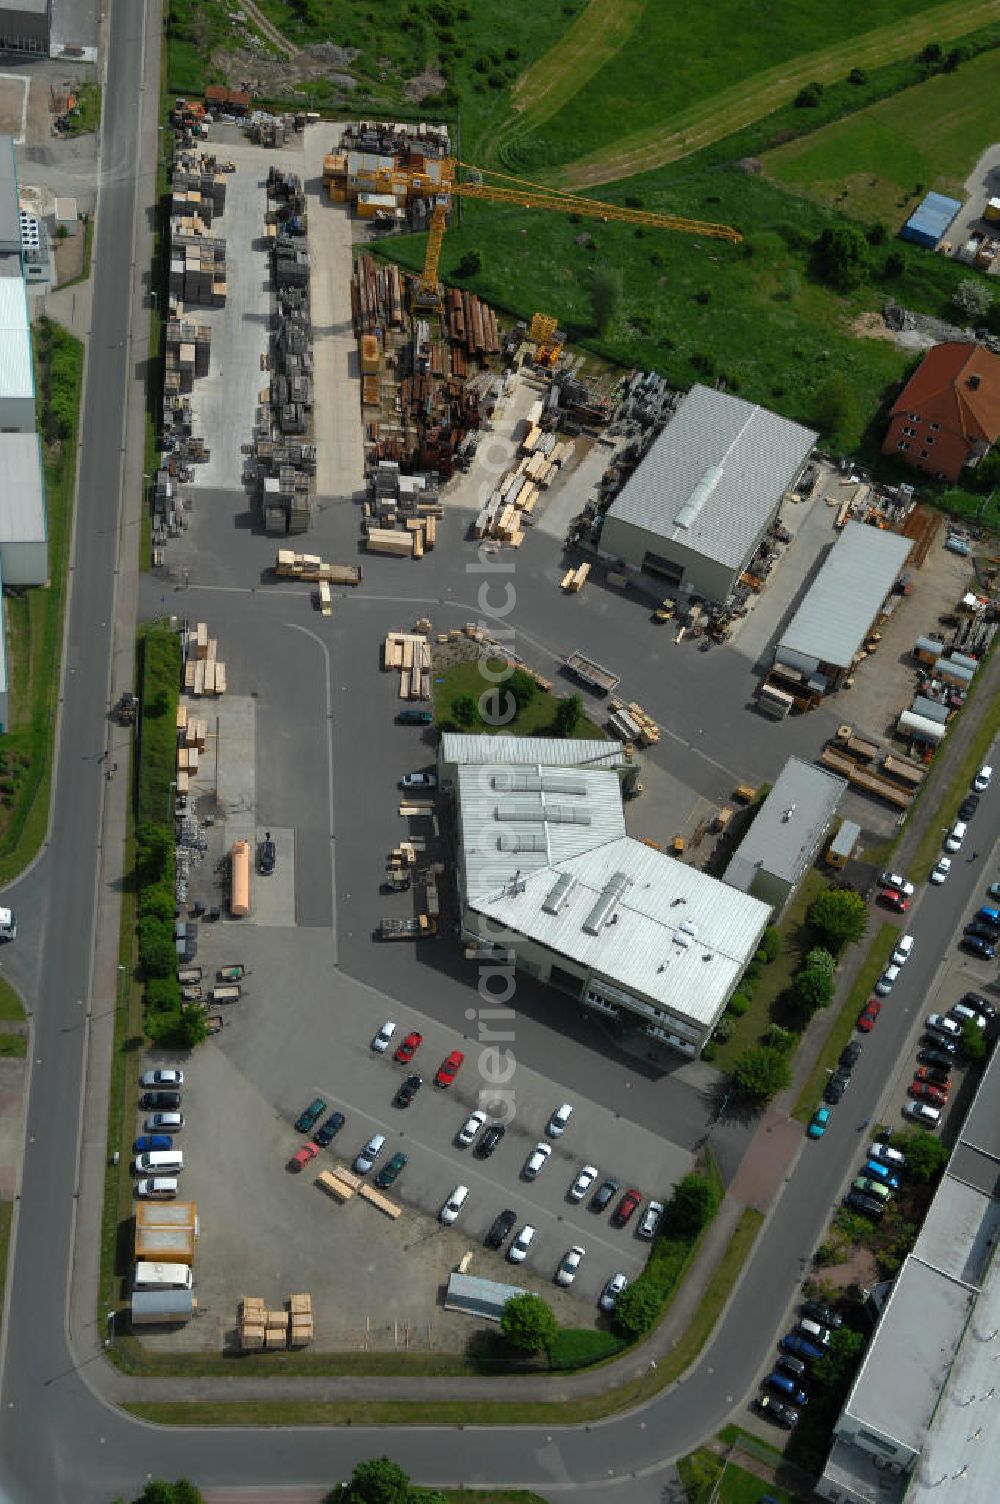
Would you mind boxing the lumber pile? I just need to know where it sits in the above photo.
[608,697,659,746]
[383,630,432,700]
[238,1292,314,1350]
[561,563,590,593]
[472,438,574,548]
[289,1293,314,1348]
[182,622,227,697]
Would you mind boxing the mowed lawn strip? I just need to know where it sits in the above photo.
[504,0,643,132]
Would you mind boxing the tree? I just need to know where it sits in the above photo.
[961,1019,987,1063]
[139,920,177,979]
[814,1327,866,1394]
[812,374,857,441]
[795,81,824,108]
[892,1130,949,1183]
[848,67,867,85]
[507,668,536,713]
[731,1045,792,1102]
[952,277,994,322]
[452,693,479,728]
[137,822,173,885]
[590,265,622,335]
[759,926,781,963]
[883,250,905,278]
[344,1457,411,1504]
[813,224,871,291]
[803,947,836,982]
[791,965,834,1015]
[612,1280,661,1339]
[553,694,583,737]
[763,1023,797,1052]
[174,1005,209,1048]
[455,248,482,278]
[500,1292,558,1352]
[662,1174,719,1239]
[808,888,868,950]
[132,1485,204,1504]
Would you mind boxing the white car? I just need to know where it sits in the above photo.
[904,1100,941,1128]
[891,935,914,967]
[400,772,437,790]
[600,1272,629,1312]
[929,856,952,885]
[135,1177,178,1200]
[568,1164,598,1203]
[874,964,900,996]
[926,1012,961,1039]
[457,1110,488,1147]
[879,871,915,897]
[523,1142,552,1179]
[973,765,993,792]
[371,1020,397,1053]
[547,1103,573,1137]
[870,1141,906,1168]
[945,820,967,853]
[439,1185,469,1225]
[507,1224,536,1263]
[139,1069,183,1088]
[354,1133,386,1173]
[554,1245,585,1287]
[637,1200,664,1240]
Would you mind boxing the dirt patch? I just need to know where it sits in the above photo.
[850,311,896,343]
[815,1244,878,1291]
[209,46,358,101]
[0,75,26,139]
[404,68,446,104]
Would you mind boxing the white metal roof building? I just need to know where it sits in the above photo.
[439,733,629,784]
[599,385,817,602]
[724,756,846,915]
[0,135,19,252]
[0,564,8,734]
[0,268,35,431]
[774,522,913,689]
[455,760,771,1055]
[0,431,47,584]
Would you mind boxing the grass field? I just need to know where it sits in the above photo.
[767,47,1000,224]
[678,1448,794,1504]
[432,658,605,739]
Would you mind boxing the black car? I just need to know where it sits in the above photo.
[964,922,1000,945]
[918,1046,956,1070]
[314,1111,345,1147]
[802,1299,843,1329]
[959,794,980,820]
[140,1091,181,1110]
[591,1176,620,1212]
[485,1208,517,1249]
[824,1069,850,1105]
[839,1041,863,1070]
[921,1033,957,1057]
[474,1124,506,1158]
[394,1073,422,1108]
[960,990,997,1020]
[756,1393,799,1429]
[776,1354,808,1380]
[845,1190,884,1221]
[258,833,276,875]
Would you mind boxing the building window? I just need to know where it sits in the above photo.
[902,425,916,437]
[920,449,929,459]
[925,435,935,445]
[897,441,910,452]
[929,422,939,432]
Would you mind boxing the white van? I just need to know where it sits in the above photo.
[135,1177,178,1200]
[133,1150,183,1175]
[133,1261,193,1290]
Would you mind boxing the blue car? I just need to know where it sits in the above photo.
[779,1331,824,1363]
[766,1371,808,1406]
[807,1107,830,1139]
[134,1134,172,1153]
[976,906,1000,925]
[314,1111,345,1147]
[863,1160,900,1190]
[962,934,996,959]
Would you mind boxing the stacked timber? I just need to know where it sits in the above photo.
[383,630,432,700]
[289,1293,314,1348]
[239,1296,266,1350]
[182,622,227,697]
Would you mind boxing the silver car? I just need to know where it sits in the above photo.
[523,1142,552,1179]
[568,1164,598,1203]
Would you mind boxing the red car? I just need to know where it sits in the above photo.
[611,1188,643,1227]
[857,999,882,1033]
[290,1142,320,1172]
[879,888,909,913]
[914,1066,951,1090]
[394,1031,423,1064]
[909,1081,947,1107]
[435,1049,465,1087]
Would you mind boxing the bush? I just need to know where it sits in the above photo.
[452,693,478,728]
[701,1041,718,1061]
[727,993,750,1017]
[732,1045,792,1101]
[743,960,763,982]
[662,1174,720,1239]
[813,224,871,292]
[145,976,181,1014]
[139,920,176,979]
[848,66,867,85]
[759,926,781,963]
[553,694,583,737]
[712,1016,735,1042]
[612,1280,661,1339]
[455,248,482,278]
[795,81,824,108]
[507,668,536,712]
[763,1023,797,1053]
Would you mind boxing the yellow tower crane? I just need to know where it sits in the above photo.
[411,158,742,308]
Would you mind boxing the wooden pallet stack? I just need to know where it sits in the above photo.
[289,1293,314,1348]
[239,1296,266,1350]
[383,630,431,700]
[183,622,227,696]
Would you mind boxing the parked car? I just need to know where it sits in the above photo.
[879,871,914,896]
[930,856,952,885]
[371,1021,396,1053]
[846,1189,884,1220]
[591,1176,620,1212]
[824,1069,850,1104]
[599,1272,628,1312]
[523,1142,552,1179]
[869,1141,906,1168]
[394,1073,423,1108]
[374,1152,408,1189]
[776,1354,808,1380]
[766,1372,808,1407]
[140,1091,181,1110]
[857,1000,882,1032]
[808,1107,830,1138]
[797,1318,831,1346]
[258,833,276,875]
[959,990,996,1020]
[133,1134,172,1154]
[144,1112,183,1133]
[756,1393,799,1429]
[914,1066,951,1090]
[485,1209,516,1250]
[839,1040,863,1069]
[290,1142,320,1172]
[394,1031,423,1063]
[400,771,437,790]
[547,1103,574,1137]
[909,1081,947,1107]
[958,793,981,820]
[475,1124,506,1158]
[927,1012,962,1039]
[801,1300,843,1329]
[554,1245,585,1286]
[973,764,993,791]
[611,1188,642,1227]
[988,883,1000,900]
[918,1046,956,1070]
[779,1331,824,1363]
[507,1224,536,1263]
[891,934,914,967]
[903,1100,941,1128]
[140,1069,183,1089]
[921,1031,957,1057]
[863,1160,900,1189]
[852,1175,891,1202]
[874,964,900,997]
[962,934,996,959]
[951,1001,987,1029]
[945,820,968,853]
[457,1110,487,1147]
[354,1133,386,1173]
[397,708,433,725]
[435,1050,464,1087]
[439,1185,469,1225]
[314,1111,345,1147]
[963,921,999,945]
[637,1200,664,1240]
[135,1177,178,1200]
[879,888,909,912]
[569,1165,599,1203]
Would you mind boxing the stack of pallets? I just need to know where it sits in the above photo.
[383,631,431,700]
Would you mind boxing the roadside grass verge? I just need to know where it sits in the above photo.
[653,1208,763,1385]
[58,214,95,290]
[65,79,101,135]
[0,1036,27,1058]
[432,657,605,739]
[0,322,83,886]
[792,923,897,1122]
[0,979,25,1021]
[678,1448,795,1504]
[0,1201,12,1337]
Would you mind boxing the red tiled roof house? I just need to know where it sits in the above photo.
[882,341,1000,483]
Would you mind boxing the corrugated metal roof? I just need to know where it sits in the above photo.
[469,832,770,1028]
[605,384,816,570]
[0,137,18,251]
[0,271,33,400]
[444,1272,524,1321]
[776,522,912,671]
[0,433,45,541]
[0,577,7,696]
[903,191,961,243]
[442,734,625,772]
[724,757,845,892]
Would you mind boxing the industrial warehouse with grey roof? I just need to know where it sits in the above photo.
[599,384,817,602]
[453,744,771,1055]
[0,432,47,586]
[724,756,846,915]
[775,521,912,687]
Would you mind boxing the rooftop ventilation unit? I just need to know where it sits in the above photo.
[497,833,546,853]
[495,803,545,823]
[542,872,577,915]
[674,464,723,529]
[492,772,588,795]
[583,872,631,935]
[544,805,592,826]
[672,930,691,948]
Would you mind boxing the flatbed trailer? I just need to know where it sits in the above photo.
[565,650,620,696]
[377,915,436,941]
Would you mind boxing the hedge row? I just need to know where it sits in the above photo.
[612,1171,722,1340]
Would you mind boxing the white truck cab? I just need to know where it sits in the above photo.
[0,908,16,941]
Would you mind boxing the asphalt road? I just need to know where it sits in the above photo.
[0,5,997,1500]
